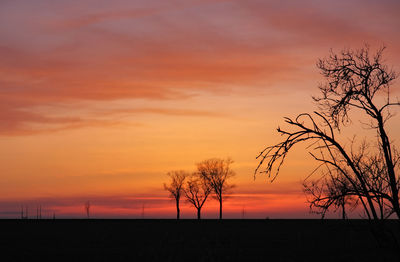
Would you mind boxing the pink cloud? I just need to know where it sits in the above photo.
[0,0,399,135]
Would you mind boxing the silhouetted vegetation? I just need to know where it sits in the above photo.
[197,158,235,219]
[162,158,235,219]
[164,170,188,219]
[184,173,212,219]
[256,45,400,220]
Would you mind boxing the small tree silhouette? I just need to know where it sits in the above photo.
[164,170,188,219]
[184,174,212,219]
[197,158,235,219]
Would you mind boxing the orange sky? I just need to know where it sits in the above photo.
[0,0,399,218]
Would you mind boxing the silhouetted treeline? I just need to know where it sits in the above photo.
[164,158,235,219]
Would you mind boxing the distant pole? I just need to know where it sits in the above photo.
[242,206,246,219]
[40,205,42,219]
[141,203,145,219]
[21,205,28,219]
[85,201,91,218]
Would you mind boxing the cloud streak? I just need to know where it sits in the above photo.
[0,0,399,136]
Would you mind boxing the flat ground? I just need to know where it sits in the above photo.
[1,219,399,261]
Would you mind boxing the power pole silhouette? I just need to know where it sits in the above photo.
[85,201,91,218]
[36,205,42,219]
[21,205,28,219]
[141,203,145,219]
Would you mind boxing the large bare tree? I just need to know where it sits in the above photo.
[164,170,188,219]
[197,158,235,219]
[184,174,212,219]
[255,46,400,219]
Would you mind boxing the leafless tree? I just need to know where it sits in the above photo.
[197,158,235,219]
[255,45,400,220]
[85,201,91,218]
[164,170,188,219]
[184,174,212,219]
[303,164,357,219]
[304,142,399,219]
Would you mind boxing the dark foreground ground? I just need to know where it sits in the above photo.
[1,219,399,262]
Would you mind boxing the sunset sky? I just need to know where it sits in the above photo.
[1,0,399,218]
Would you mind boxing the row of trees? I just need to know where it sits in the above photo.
[164,158,235,219]
[256,45,400,220]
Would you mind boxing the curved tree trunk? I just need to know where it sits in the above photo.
[377,117,400,219]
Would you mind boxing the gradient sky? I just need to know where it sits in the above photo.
[1,0,399,218]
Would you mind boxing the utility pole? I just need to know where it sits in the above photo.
[21,205,29,219]
[85,201,91,218]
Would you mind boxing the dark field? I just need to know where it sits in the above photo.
[1,219,399,261]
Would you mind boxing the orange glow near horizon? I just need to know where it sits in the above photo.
[0,0,400,218]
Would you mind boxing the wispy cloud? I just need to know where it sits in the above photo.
[100,107,228,117]
[0,0,399,135]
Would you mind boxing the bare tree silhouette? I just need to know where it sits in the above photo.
[85,201,91,218]
[303,142,399,219]
[197,158,235,219]
[184,173,212,219]
[164,170,188,219]
[303,165,357,219]
[255,45,400,219]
